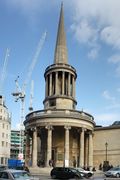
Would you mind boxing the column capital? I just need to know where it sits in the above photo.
[64,125,71,130]
[78,127,86,133]
[87,130,93,136]
[31,127,37,132]
[25,129,30,135]
[45,125,53,130]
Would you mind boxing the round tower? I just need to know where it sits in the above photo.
[44,4,77,110]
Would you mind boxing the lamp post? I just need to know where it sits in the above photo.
[105,142,108,162]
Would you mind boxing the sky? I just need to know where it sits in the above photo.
[1,0,120,129]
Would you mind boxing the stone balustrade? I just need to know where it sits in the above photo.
[25,109,94,123]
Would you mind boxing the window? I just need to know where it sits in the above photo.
[5,158,7,165]
[2,123,4,128]
[57,153,63,161]
[2,141,4,147]
[6,142,8,147]
[2,133,4,138]
[49,100,56,107]
[1,157,4,164]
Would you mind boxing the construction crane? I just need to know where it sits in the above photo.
[12,76,25,155]
[0,48,10,94]
[12,31,47,156]
[23,30,47,92]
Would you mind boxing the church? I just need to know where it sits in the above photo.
[24,4,120,170]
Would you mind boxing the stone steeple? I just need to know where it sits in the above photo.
[54,3,68,64]
[43,4,77,110]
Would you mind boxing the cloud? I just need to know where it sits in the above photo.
[108,54,120,76]
[94,113,120,126]
[70,19,100,59]
[88,47,99,59]
[5,0,120,55]
[102,90,115,101]
[117,88,120,92]
[12,122,25,130]
[6,0,42,13]
[4,0,55,19]
[108,54,120,64]
[71,19,98,45]
[69,0,120,58]
[101,26,120,49]
[102,90,120,110]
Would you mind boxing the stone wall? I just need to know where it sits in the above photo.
[93,127,120,169]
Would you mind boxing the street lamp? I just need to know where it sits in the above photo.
[105,142,108,162]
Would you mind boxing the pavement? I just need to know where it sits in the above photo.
[29,167,104,176]
[29,167,53,175]
[30,169,120,179]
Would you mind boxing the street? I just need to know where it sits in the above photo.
[32,171,120,180]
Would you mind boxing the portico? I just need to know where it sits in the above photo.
[25,119,94,168]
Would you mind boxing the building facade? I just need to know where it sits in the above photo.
[93,123,120,169]
[10,130,25,160]
[24,4,95,169]
[0,95,11,165]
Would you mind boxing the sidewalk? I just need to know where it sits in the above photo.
[29,167,52,176]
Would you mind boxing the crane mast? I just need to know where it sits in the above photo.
[23,30,47,91]
[12,76,25,155]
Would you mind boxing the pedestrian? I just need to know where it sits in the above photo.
[49,159,52,167]
[99,163,102,170]
[73,159,76,167]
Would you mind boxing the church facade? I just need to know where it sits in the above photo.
[24,4,120,170]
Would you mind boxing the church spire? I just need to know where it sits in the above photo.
[54,3,68,64]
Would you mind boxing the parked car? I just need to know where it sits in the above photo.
[0,169,39,180]
[50,167,83,179]
[104,166,120,178]
[75,167,94,178]
[0,165,7,171]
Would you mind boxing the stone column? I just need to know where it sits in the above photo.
[37,130,41,165]
[64,125,71,167]
[46,125,53,167]
[49,73,52,96]
[84,134,89,168]
[45,76,48,97]
[88,131,93,169]
[62,72,65,95]
[32,128,37,167]
[25,131,30,166]
[55,72,58,95]
[79,128,85,167]
[71,75,75,98]
[68,73,70,96]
